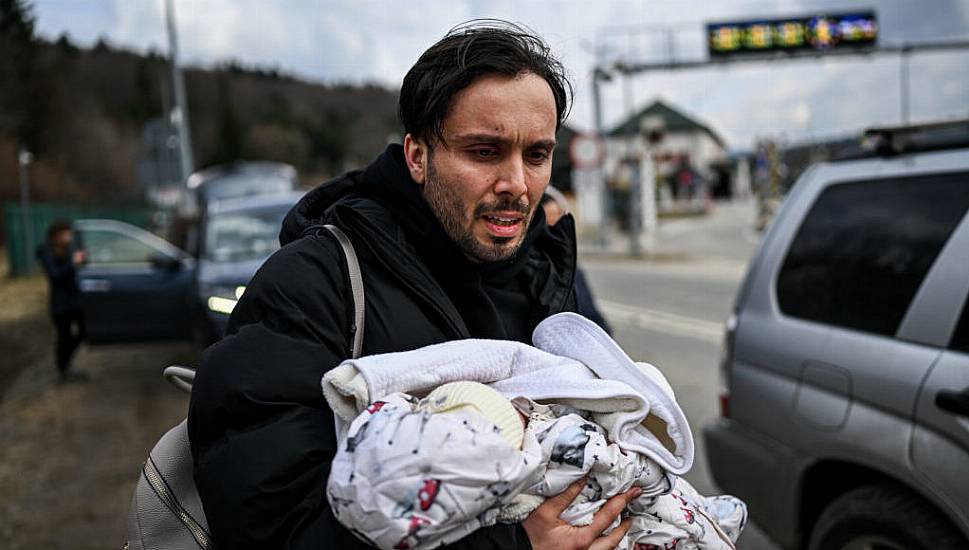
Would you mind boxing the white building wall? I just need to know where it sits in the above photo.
[602,127,728,192]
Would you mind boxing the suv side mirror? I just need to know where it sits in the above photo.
[186,226,200,259]
[150,252,182,272]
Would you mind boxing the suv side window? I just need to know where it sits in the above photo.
[777,171,969,337]
[951,295,969,353]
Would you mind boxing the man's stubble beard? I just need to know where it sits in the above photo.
[421,154,532,263]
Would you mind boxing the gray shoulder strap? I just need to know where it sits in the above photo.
[323,225,365,359]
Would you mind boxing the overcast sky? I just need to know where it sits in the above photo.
[32,0,969,149]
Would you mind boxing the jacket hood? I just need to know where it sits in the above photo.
[280,169,361,246]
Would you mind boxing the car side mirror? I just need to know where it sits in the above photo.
[150,252,182,272]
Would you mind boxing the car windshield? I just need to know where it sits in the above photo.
[204,205,289,263]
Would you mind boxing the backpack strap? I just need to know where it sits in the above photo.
[321,224,365,359]
[163,365,196,393]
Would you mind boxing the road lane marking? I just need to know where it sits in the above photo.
[598,300,724,344]
[584,258,748,282]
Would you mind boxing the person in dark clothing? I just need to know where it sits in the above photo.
[36,219,87,380]
[540,188,612,335]
[188,21,638,550]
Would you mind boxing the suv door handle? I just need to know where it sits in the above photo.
[80,279,111,292]
[936,389,969,418]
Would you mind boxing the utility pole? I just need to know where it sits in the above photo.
[165,0,194,183]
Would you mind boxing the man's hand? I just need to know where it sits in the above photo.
[522,478,642,550]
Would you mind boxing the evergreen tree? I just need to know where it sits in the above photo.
[0,0,35,41]
[55,32,79,54]
[0,0,37,141]
[130,58,159,123]
[209,76,243,165]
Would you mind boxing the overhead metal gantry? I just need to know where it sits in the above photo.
[604,39,969,126]
[594,37,969,136]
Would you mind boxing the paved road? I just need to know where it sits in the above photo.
[582,198,781,550]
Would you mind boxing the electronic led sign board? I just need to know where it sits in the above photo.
[707,12,877,57]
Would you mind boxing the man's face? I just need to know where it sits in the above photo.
[404,72,557,263]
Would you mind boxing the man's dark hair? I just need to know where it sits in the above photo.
[46,219,72,243]
[399,19,573,146]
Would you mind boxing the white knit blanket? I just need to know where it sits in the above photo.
[322,312,694,474]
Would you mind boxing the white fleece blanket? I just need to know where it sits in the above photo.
[327,395,745,550]
[322,312,694,474]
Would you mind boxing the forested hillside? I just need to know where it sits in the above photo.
[0,0,400,207]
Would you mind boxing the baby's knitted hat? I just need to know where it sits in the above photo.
[423,381,524,449]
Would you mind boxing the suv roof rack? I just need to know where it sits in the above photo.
[838,119,969,159]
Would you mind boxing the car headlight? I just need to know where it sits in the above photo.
[203,285,246,315]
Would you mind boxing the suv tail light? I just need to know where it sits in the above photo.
[718,311,738,418]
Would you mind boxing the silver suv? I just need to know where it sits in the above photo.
[704,122,969,550]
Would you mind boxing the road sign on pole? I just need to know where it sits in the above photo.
[569,134,604,169]
[569,134,607,242]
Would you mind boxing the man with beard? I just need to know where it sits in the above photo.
[189,20,638,550]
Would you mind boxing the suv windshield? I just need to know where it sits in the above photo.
[201,174,293,204]
[204,204,290,263]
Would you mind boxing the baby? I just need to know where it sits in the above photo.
[327,379,746,550]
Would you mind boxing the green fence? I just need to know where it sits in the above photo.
[4,202,153,277]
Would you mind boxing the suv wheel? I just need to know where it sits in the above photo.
[808,483,966,550]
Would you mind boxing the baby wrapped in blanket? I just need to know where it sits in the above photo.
[323,313,746,550]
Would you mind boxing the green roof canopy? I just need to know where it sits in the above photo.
[608,100,726,148]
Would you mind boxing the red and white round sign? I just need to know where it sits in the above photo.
[568,134,604,169]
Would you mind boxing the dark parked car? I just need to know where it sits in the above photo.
[704,121,969,550]
[75,191,303,346]
[75,218,195,343]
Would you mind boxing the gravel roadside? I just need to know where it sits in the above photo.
[0,272,195,549]
[0,274,49,398]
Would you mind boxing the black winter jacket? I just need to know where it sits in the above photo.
[36,244,81,317]
[188,144,579,549]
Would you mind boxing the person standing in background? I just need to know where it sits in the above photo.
[36,220,87,381]
[541,187,612,334]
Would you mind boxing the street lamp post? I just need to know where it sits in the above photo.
[164,0,194,183]
[591,67,611,247]
[617,67,643,257]
[627,116,663,258]
[18,147,34,274]
[640,115,663,232]
[899,44,912,125]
